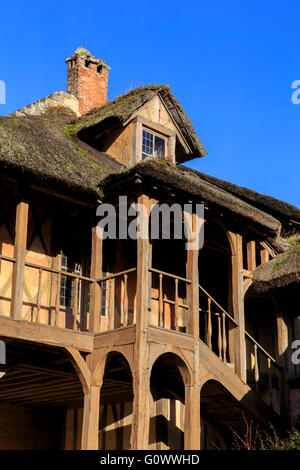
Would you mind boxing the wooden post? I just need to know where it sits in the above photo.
[207,298,212,349]
[50,253,61,326]
[184,209,201,449]
[64,407,75,450]
[131,193,151,450]
[185,211,199,337]
[10,200,29,320]
[81,384,100,449]
[222,312,227,362]
[260,249,269,265]
[55,272,61,326]
[276,310,290,424]
[267,358,273,409]
[217,314,222,359]
[89,226,102,333]
[36,268,42,323]
[184,385,201,449]
[254,344,259,392]
[230,232,247,382]
[246,240,256,271]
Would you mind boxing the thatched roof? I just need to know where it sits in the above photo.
[66,85,207,162]
[1,84,298,242]
[182,166,300,231]
[253,246,300,292]
[0,108,121,200]
[100,159,282,235]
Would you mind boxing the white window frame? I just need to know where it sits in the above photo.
[142,128,166,160]
[132,115,176,164]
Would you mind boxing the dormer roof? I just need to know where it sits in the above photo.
[66,84,207,162]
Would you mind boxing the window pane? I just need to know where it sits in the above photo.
[142,129,153,159]
[154,135,165,157]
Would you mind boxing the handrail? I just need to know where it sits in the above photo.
[199,283,238,327]
[0,255,94,283]
[198,283,282,372]
[149,267,191,284]
[150,295,189,310]
[0,255,16,262]
[245,330,281,368]
[24,260,94,283]
[96,267,137,283]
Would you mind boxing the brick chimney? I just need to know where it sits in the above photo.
[66,47,110,115]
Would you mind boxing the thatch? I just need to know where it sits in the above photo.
[100,159,281,235]
[0,108,121,200]
[253,246,300,292]
[182,166,300,229]
[66,85,207,161]
[1,84,298,242]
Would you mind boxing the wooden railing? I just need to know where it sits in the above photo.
[0,255,94,332]
[199,283,238,366]
[0,255,138,333]
[199,281,283,412]
[0,254,286,412]
[97,268,137,331]
[23,260,95,332]
[149,268,191,332]
[245,331,283,412]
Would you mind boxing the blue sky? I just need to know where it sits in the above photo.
[0,0,299,207]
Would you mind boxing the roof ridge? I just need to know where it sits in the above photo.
[181,165,300,226]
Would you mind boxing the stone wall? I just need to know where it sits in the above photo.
[10,90,79,117]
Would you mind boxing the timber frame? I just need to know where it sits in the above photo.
[0,174,292,450]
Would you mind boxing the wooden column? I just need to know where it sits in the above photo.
[247,240,256,271]
[89,226,102,333]
[185,211,200,337]
[10,199,29,320]
[131,193,151,450]
[231,233,247,382]
[276,308,290,424]
[64,406,75,450]
[184,210,201,449]
[81,384,101,449]
[184,384,201,449]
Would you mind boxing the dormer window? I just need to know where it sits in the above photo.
[142,129,165,160]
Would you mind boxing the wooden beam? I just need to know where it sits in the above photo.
[65,347,91,394]
[184,385,201,449]
[185,211,199,337]
[0,316,93,352]
[29,184,96,208]
[10,200,29,319]
[89,226,102,333]
[81,384,101,449]
[246,240,256,271]
[260,249,269,265]
[276,310,290,424]
[230,232,247,382]
[131,193,151,450]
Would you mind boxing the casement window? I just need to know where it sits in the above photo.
[60,253,82,308]
[142,129,166,160]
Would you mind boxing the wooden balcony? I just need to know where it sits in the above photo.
[0,251,283,416]
[0,238,284,415]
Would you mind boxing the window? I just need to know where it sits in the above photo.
[60,253,82,308]
[142,129,165,160]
